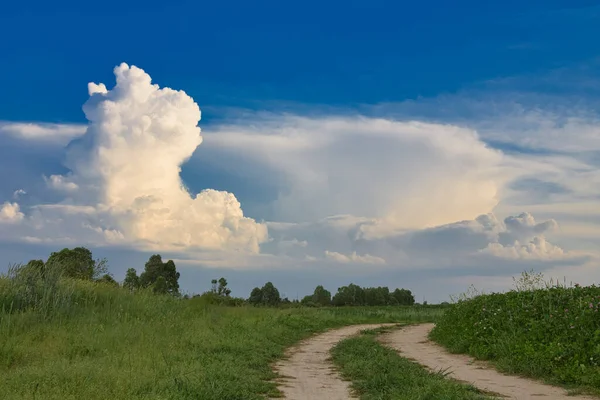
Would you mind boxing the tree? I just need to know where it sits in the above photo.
[364,286,389,306]
[247,282,281,306]
[97,274,119,287]
[312,285,331,306]
[139,255,180,295]
[153,276,168,294]
[217,277,231,297]
[332,283,365,306]
[261,282,281,306]
[248,287,263,305]
[391,288,415,306]
[301,294,316,307]
[18,259,46,279]
[45,247,107,280]
[123,268,140,291]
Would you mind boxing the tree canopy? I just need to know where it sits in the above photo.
[247,282,281,306]
[45,247,108,280]
[139,255,180,295]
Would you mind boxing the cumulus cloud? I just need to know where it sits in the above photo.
[44,175,78,191]
[0,202,24,224]
[0,62,594,284]
[262,211,568,269]
[403,212,564,261]
[484,237,565,260]
[1,63,267,252]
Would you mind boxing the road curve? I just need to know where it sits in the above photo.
[380,323,598,400]
[271,323,397,400]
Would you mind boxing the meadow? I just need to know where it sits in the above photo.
[0,266,441,400]
[430,272,600,396]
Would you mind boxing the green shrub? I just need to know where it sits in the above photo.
[431,273,600,390]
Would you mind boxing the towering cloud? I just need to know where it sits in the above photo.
[33,63,268,252]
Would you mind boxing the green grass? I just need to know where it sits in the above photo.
[430,276,600,395]
[0,273,442,400]
[330,327,495,399]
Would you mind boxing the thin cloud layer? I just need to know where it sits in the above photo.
[0,121,86,144]
[206,116,506,229]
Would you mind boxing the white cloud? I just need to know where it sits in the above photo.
[0,121,86,144]
[12,189,26,199]
[483,237,565,260]
[44,174,78,191]
[0,202,24,224]
[0,63,268,253]
[324,250,386,265]
[206,116,506,229]
[0,61,598,303]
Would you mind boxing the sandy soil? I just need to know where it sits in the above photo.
[380,323,598,400]
[271,323,397,399]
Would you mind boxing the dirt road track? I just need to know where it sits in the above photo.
[380,323,597,400]
[271,323,397,399]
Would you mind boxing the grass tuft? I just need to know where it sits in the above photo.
[330,327,494,399]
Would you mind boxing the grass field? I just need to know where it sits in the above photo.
[331,326,494,400]
[430,273,600,396]
[0,272,442,400]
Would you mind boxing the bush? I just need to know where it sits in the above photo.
[430,272,600,390]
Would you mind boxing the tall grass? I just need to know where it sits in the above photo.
[430,271,600,393]
[0,264,442,399]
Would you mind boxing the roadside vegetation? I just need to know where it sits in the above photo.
[430,271,600,395]
[0,246,441,399]
[331,327,494,399]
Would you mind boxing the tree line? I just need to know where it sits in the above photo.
[16,246,417,307]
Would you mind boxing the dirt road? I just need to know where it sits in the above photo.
[271,323,397,399]
[272,322,599,400]
[380,323,597,400]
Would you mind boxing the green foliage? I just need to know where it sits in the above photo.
[331,328,491,399]
[248,287,263,305]
[333,283,365,306]
[0,274,441,400]
[431,272,600,392]
[139,255,180,295]
[300,285,332,307]
[392,288,416,305]
[195,277,240,305]
[152,276,168,294]
[96,274,119,287]
[261,282,281,306]
[247,282,281,306]
[192,291,245,306]
[312,285,332,306]
[332,284,415,306]
[217,277,231,296]
[45,247,108,280]
[123,268,140,292]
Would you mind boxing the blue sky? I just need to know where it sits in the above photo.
[2,0,600,121]
[1,1,600,301]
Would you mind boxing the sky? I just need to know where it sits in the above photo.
[1,1,600,302]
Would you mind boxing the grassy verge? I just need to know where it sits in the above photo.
[330,327,494,399]
[430,274,600,396]
[0,277,441,400]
